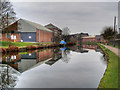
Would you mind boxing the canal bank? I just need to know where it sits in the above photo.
[98,44,119,88]
[1,44,106,88]
[0,41,75,54]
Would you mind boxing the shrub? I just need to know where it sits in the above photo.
[0,48,6,53]
[2,48,6,53]
[7,46,19,52]
[26,45,36,50]
[27,50,36,53]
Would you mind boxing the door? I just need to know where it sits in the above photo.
[21,32,36,42]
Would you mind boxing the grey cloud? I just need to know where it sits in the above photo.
[12,2,117,35]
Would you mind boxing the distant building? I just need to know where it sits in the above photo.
[82,35,98,42]
[1,19,53,42]
[82,35,107,43]
[45,23,62,43]
[80,33,89,37]
[96,35,101,42]
[100,35,108,43]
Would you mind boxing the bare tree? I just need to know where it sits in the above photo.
[61,50,71,63]
[62,27,70,42]
[0,0,16,34]
[62,27,70,36]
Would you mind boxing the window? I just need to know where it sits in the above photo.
[8,33,11,38]
[29,36,31,39]
[11,35,16,40]
[14,35,16,39]
[21,40,23,42]
[11,55,16,60]
[6,34,7,38]
[29,53,32,56]
[0,33,1,38]
[6,33,11,38]
[11,35,14,39]
[14,56,16,59]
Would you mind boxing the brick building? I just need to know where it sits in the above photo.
[82,35,108,43]
[100,35,108,43]
[82,35,98,42]
[45,23,62,43]
[0,19,53,42]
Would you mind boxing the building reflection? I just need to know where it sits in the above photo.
[0,44,102,73]
[1,48,62,73]
[45,48,62,65]
[0,64,20,88]
[0,45,105,88]
[69,44,101,53]
[0,48,62,88]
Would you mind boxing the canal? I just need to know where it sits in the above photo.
[0,44,107,88]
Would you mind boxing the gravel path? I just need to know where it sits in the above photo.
[100,44,120,58]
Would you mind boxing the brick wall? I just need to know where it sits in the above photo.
[5,21,18,32]
[82,37,98,42]
[1,21,21,42]
[2,33,21,42]
[36,29,53,42]
[36,49,54,63]
[82,45,98,50]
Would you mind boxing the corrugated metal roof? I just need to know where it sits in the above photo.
[45,23,62,32]
[19,19,52,32]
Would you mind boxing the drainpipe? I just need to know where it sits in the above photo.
[39,29,40,42]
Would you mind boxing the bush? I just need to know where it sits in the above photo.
[0,48,6,53]
[7,46,19,52]
[2,48,6,53]
[26,45,37,50]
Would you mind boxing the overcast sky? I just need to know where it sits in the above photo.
[10,1,118,35]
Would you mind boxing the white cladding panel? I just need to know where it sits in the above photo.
[18,19,36,32]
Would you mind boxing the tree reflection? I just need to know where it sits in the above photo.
[0,64,20,89]
[61,47,71,63]
[100,54,107,65]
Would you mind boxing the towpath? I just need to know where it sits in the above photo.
[100,44,120,58]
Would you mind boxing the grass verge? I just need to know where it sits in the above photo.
[0,41,54,48]
[98,44,119,88]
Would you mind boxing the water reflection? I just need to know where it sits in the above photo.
[0,44,107,88]
[0,64,20,89]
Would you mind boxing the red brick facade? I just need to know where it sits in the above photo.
[45,24,62,42]
[82,36,98,42]
[1,19,53,42]
[2,33,21,42]
[36,29,53,42]
[36,49,53,63]
[5,21,18,32]
[100,36,108,43]
[82,45,98,50]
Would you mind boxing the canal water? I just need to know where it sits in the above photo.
[0,45,107,88]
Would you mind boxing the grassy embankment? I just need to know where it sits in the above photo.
[98,44,119,88]
[0,41,54,48]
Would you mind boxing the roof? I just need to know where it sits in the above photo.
[80,33,89,36]
[82,35,96,38]
[45,23,62,32]
[19,19,52,32]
